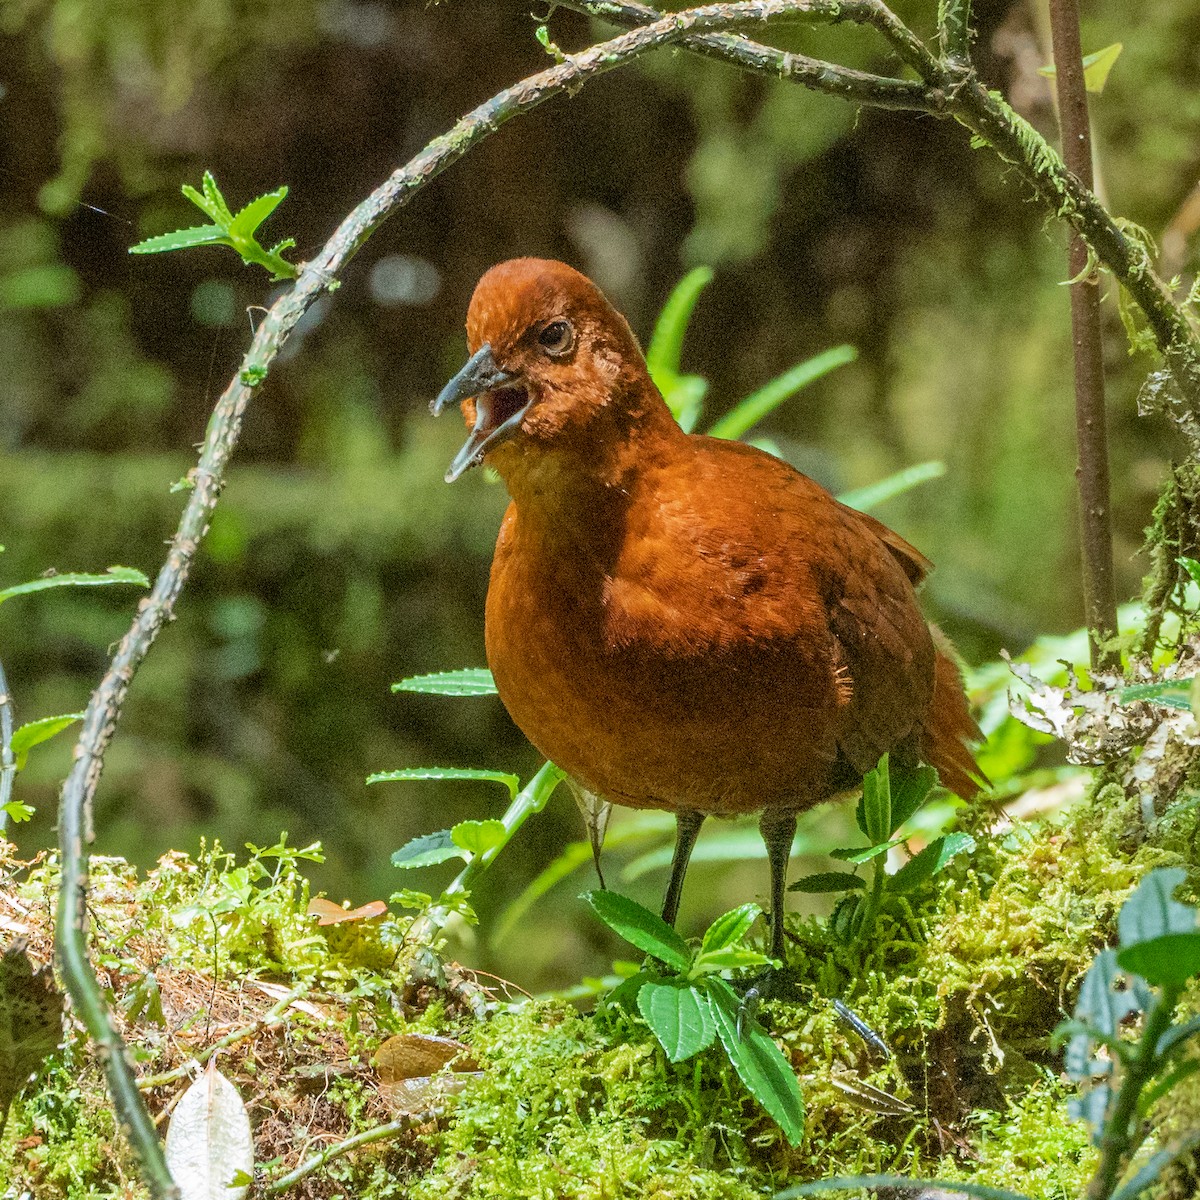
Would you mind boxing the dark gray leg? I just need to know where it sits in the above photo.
[661,810,705,927]
[759,808,798,961]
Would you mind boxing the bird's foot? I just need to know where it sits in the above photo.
[733,964,802,1038]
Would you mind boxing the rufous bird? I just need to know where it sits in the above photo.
[433,258,984,961]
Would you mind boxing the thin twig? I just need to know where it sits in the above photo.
[136,984,309,1091]
[0,658,14,834]
[263,1111,440,1194]
[50,6,865,1195]
[1047,0,1119,671]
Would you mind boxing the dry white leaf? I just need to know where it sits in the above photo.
[164,1061,253,1199]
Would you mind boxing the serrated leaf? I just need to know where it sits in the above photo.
[707,977,805,1146]
[887,832,975,894]
[582,889,690,971]
[10,713,84,770]
[392,668,498,696]
[0,942,65,1121]
[887,765,940,831]
[1118,679,1195,712]
[182,182,226,226]
[227,188,288,239]
[637,981,715,1062]
[129,225,228,255]
[390,830,465,870]
[164,1063,253,1200]
[366,767,519,799]
[700,904,761,954]
[450,818,508,858]
[830,838,904,864]
[858,754,891,842]
[0,565,149,605]
[788,871,866,893]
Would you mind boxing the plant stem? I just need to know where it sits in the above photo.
[0,657,13,833]
[1086,982,1181,1200]
[1047,0,1119,671]
[939,0,972,65]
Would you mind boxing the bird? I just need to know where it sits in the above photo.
[432,258,984,962]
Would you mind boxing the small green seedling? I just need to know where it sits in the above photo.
[789,754,974,943]
[129,172,298,281]
[584,890,805,1147]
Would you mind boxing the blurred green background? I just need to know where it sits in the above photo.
[1,0,1197,987]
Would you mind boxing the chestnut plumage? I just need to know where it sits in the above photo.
[435,258,984,957]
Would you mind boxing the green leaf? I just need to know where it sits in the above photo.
[707,345,856,441]
[1177,556,1200,585]
[857,754,891,841]
[707,977,804,1146]
[227,188,288,239]
[830,837,904,864]
[10,713,85,770]
[366,767,519,800]
[1108,1132,1200,1200]
[582,889,691,971]
[788,871,865,894]
[646,267,713,382]
[1037,42,1123,95]
[699,904,761,955]
[1115,868,1199,985]
[129,225,228,255]
[390,830,465,870]
[2,801,35,823]
[1118,932,1200,988]
[450,818,508,858]
[0,565,149,605]
[887,765,940,832]
[1118,679,1195,712]
[637,980,715,1062]
[887,833,975,894]
[837,461,947,513]
[691,945,773,973]
[1063,949,1141,1081]
[777,1175,1033,1200]
[392,668,498,696]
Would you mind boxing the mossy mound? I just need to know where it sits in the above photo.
[2,788,1197,1198]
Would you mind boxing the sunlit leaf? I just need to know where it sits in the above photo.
[0,565,149,605]
[164,1063,253,1200]
[582,889,690,971]
[451,818,509,858]
[367,767,519,800]
[646,267,713,382]
[887,832,975,894]
[699,904,761,954]
[637,980,715,1062]
[858,754,891,842]
[1037,42,1123,94]
[392,668,498,696]
[10,713,84,770]
[1117,679,1195,713]
[838,461,947,513]
[390,830,464,870]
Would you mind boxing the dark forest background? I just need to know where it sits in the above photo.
[2,0,1197,987]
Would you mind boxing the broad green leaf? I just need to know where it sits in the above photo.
[10,713,84,770]
[366,767,519,800]
[708,345,856,441]
[227,188,288,239]
[1118,932,1200,988]
[707,977,804,1146]
[888,765,940,832]
[646,267,713,382]
[700,903,761,955]
[582,889,690,971]
[1117,679,1195,712]
[0,565,149,605]
[129,225,228,255]
[788,871,865,894]
[858,754,891,842]
[838,461,947,513]
[1117,867,1195,947]
[887,832,975,894]
[637,980,715,1062]
[1177,556,1200,585]
[690,945,773,973]
[390,830,464,870]
[392,668,498,696]
[1063,949,1141,1080]
[451,818,508,858]
[778,1175,1033,1200]
[1037,42,1123,95]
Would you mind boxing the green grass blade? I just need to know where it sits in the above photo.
[645,267,713,384]
[708,345,856,440]
[0,565,149,605]
[838,461,947,513]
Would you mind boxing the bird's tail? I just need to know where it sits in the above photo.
[920,626,988,799]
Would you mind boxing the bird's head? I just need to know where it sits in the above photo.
[431,258,652,483]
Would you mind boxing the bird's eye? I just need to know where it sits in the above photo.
[537,319,574,356]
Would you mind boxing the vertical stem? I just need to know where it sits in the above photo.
[0,657,13,833]
[1048,0,1120,672]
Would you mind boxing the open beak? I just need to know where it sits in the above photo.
[431,343,532,483]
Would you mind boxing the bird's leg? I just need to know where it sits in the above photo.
[660,810,705,928]
[759,808,798,961]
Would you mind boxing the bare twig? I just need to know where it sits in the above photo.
[1048,0,1119,670]
[0,658,13,833]
[263,1111,440,1194]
